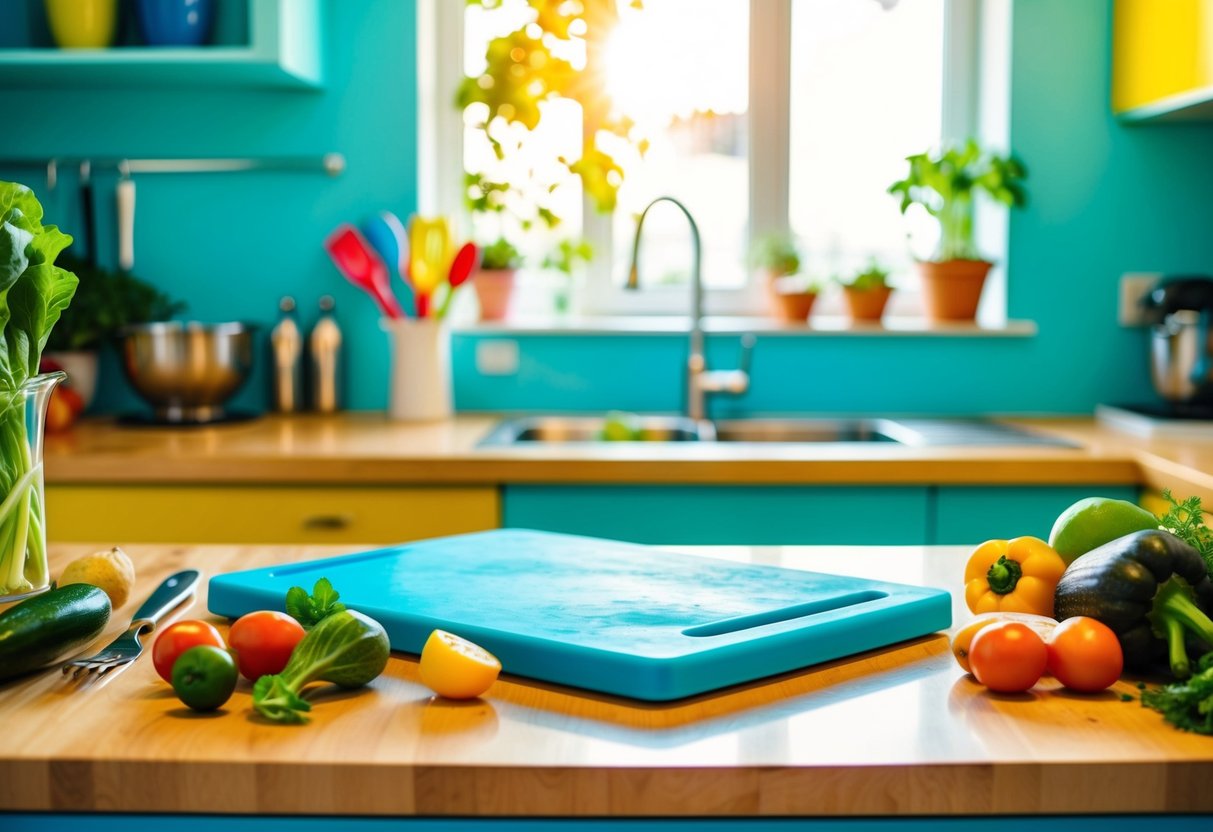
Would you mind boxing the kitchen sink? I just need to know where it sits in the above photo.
[478,416,1077,447]
[479,415,713,445]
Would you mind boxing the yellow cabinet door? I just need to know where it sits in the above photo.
[1113,0,1213,118]
[45,485,500,545]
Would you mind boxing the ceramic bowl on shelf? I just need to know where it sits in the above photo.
[135,0,215,47]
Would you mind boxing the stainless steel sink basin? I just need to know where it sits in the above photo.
[479,415,713,445]
[713,419,901,443]
[478,416,1078,448]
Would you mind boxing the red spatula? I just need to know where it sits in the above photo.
[435,242,479,319]
[325,225,404,319]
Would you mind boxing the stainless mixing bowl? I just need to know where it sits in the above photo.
[120,322,256,423]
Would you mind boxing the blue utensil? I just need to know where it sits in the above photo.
[361,211,415,317]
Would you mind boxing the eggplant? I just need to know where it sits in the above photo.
[1054,529,1213,678]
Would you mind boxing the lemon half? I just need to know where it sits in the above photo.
[419,629,501,700]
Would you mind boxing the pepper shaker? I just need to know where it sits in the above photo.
[270,296,304,413]
[309,295,343,413]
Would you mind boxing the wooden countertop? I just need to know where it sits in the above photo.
[41,414,1213,498]
[2,543,1212,817]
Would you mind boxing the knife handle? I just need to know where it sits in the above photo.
[131,570,201,632]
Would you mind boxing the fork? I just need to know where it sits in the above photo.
[63,569,201,680]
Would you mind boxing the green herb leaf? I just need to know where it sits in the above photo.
[1141,651,1213,734]
[284,577,347,629]
[1159,489,1213,578]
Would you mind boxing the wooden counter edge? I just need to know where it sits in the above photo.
[5,760,1213,816]
[44,456,1145,487]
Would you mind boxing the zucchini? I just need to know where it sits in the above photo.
[0,584,111,681]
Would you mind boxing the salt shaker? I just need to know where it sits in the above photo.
[309,295,343,413]
[270,296,304,413]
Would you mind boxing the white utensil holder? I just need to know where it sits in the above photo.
[382,318,452,422]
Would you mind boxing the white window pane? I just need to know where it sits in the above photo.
[607,0,750,290]
[788,0,944,287]
[462,1,583,265]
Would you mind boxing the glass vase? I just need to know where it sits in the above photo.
[0,372,65,603]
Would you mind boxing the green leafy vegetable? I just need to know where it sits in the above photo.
[0,182,78,597]
[1159,489,1213,577]
[47,254,185,351]
[284,577,346,629]
[252,610,390,724]
[1141,651,1213,734]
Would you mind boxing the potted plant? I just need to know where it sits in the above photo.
[44,254,185,410]
[472,237,523,322]
[888,140,1027,321]
[839,261,893,323]
[751,233,816,322]
[542,237,593,316]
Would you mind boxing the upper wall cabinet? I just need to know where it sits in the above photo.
[1112,0,1213,121]
[0,0,321,90]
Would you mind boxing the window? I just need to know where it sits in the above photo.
[421,0,985,319]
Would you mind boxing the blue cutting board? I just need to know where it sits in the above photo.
[208,529,951,701]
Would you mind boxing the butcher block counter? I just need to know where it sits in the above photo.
[41,413,1201,492]
[2,542,1212,820]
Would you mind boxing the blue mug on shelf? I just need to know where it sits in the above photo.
[135,0,215,47]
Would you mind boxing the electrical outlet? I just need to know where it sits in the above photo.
[1119,272,1161,326]
[475,339,520,376]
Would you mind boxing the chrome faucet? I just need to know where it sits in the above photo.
[626,196,754,423]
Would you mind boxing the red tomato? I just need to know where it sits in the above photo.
[152,620,226,683]
[968,621,1048,693]
[45,387,83,434]
[227,611,307,681]
[1046,616,1124,693]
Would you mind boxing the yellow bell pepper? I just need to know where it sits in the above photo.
[964,536,1066,616]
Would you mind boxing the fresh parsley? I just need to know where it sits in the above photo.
[1159,489,1213,577]
[284,577,346,629]
[1141,651,1213,734]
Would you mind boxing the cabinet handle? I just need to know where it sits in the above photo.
[302,514,353,531]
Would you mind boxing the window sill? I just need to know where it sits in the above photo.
[452,315,1038,338]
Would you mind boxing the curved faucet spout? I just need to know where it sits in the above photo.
[626,196,749,422]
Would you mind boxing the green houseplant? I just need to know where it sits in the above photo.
[542,237,593,315]
[838,261,893,323]
[44,254,185,408]
[473,237,523,322]
[751,233,816,323]
[888,140,1027,321]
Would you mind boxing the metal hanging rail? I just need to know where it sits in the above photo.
[1,153,346,189]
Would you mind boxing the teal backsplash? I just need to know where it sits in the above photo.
[1,0,1211,416]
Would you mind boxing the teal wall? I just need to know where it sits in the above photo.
[0,0,418,413]
[2,0,1212,417]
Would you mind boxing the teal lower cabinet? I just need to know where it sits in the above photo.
[931,485,1140,545]
[502,485,931,544]
[502,484,1141,546]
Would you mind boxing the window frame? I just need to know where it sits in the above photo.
[419,0,989,320]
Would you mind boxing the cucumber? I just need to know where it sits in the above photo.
[0,584,111,681]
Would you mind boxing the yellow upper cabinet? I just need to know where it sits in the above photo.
[1113,0,1213,120]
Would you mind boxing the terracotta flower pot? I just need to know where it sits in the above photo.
[472,268,517,321]
[917,259,992,321]
[772,291,817,323]
[843,286,893,323]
